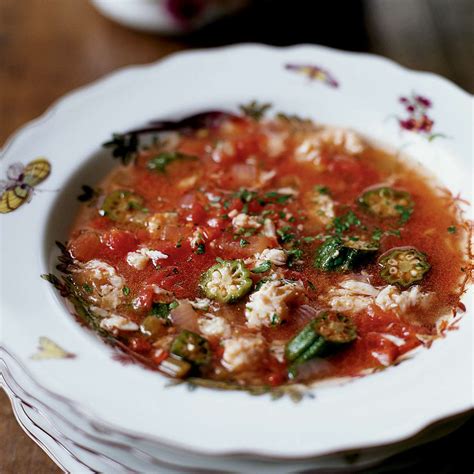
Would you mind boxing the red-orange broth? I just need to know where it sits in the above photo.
[63,112,470,389]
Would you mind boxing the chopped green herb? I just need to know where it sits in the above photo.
[243,228,257,237]
[147,151,198,173]
[196,243,206,254]
[315,185,330,195]
[234,188,257,203]
[239,238,249,247]
[176,238,183,248]
[277,227,295,243]
[169,301,179,310]
[331,211,362,235]
[372,228,383,242]
[150,301,178,321]
[287,248,303,267]
[395,204,413,224]
[307,281,316,291]
[447,226,457,234]
[265,191,292,204]
[252,260,272,273]
[82,283,93,293]
[270,313,280,326]
[122,286,130,296]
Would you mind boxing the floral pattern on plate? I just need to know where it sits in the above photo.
[397,93,446,141]
[31,337,76,361]
[285,64,339,88]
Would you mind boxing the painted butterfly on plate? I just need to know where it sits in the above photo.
[0,158,51,213]
[285,64,339,88]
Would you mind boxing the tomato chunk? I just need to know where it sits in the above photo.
[102,229,138,257]
[69,232,104,262]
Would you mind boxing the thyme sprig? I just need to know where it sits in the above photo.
[239,100,272,121]
[103,133,139,165]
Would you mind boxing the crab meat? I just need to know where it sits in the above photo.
[245,279,305,328]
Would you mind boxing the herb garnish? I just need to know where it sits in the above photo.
[371,228,383,242]
[240,238,249,247]
[239,101,272,121]
[122,286,130,296]
[150,301,178,321]
[447,226,457,234]
[103,133,138,165]
[276,113,312,125]
[395,204,413,224]
[331,211,362,235]
[277,226,295,244]
[372,228,401,242]
[77,185,101,204]
[234,188,258,203]
[252,261,272,273]
[264,191,292,204]
[287,248,303,267]
[195,243,206,254]
[147,151,198,173]
[314,185,330,195]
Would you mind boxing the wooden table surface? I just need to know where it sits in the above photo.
[1,0,472,472]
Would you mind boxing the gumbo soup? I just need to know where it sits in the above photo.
[51,107,471,391]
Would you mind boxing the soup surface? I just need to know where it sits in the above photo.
[54,106,470,391]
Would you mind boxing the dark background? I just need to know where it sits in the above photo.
[0,0,472,472]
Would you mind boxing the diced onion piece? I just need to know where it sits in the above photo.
[170,300,199,332]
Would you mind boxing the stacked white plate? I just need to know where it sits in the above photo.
[1,44,472,472]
